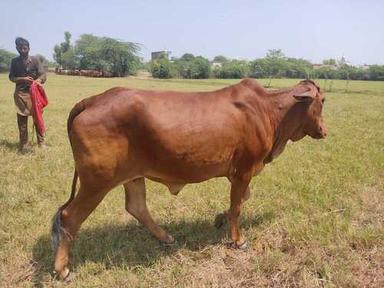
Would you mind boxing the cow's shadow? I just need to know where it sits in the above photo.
[32,212,273,286]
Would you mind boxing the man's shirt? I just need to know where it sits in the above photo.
[9,56,47,92]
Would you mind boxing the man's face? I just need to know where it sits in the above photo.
[16,44,29,58]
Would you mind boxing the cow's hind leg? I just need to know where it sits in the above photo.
[124,178,174,244]
[53,184,109,280]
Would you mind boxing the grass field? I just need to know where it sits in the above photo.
[0,74,383,287]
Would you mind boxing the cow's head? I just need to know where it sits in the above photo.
[290,80,327,141]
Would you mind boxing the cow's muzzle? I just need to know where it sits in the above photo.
[317,124,327,138]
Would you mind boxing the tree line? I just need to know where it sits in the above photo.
[53,32,140,77]
[151,49,384,81]
[1,33,384,80]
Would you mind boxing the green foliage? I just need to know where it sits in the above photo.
[313,66,339,79]
[322,58,337,65]
[258,50,311,79]
[266,48,285,59]
[285,58,312,79]
[214,60,250,79]
[180,53,195,61]
[53,32,141,76]
[213,55,228,63]
[61,48,78,70]
[174,54,211,79]
[53,31,73,69]
[0,48,16,72]
[368,65,384,81]
[75,34,100,69]
[249,50,289,78]
[151,58,175,79]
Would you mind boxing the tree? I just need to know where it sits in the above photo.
[61,48,78,70]
[368,65,384,81]
[53,33,141,76]
[0,48,16,72]
[266,50,288,78]
[213,55,228,63]
[322,58,337,65]
[285,58,312,78]
[175,55,211,79]
[151,58,175,78]
[53,31,73,69]
[73,34,140,76]
[74,34,100,70]
[214,60,250,79]
[98,37,140,76]
[266,49,285,59]
[180,53,195,61]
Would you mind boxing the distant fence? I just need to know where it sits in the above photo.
[55,68,114,78]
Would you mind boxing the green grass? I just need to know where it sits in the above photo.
[0,74,383,287]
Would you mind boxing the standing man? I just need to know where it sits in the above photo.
[9,37,47,153]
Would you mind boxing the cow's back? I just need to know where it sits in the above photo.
[69,85,270,183]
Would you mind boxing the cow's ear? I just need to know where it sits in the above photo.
[293,90,316,103]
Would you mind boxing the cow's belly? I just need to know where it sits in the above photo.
[143,160,231,183]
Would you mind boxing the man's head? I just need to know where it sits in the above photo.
[15,37,30,58]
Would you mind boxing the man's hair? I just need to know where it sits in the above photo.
[15,37,29,47]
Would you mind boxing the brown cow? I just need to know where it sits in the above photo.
[52,78,326,279]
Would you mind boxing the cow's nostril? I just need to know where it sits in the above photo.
[320,126,327,137]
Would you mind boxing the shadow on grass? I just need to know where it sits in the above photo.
[31,212,273,286]
[0,139,19,152]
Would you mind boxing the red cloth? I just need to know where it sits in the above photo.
[30,82,48,134]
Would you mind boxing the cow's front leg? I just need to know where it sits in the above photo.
[214,186,250,229]
[227,174,251,249]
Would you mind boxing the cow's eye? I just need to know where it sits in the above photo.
[321,99,325,104]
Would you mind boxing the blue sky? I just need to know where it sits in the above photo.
[1,0,383,64]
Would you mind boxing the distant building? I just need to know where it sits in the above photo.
[211,62,222,68]
[151,51,171,60]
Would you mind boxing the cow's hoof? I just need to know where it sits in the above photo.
[227,240,248,251]
[57,267,71,281]
[214,213,227,228]
[63,271,75,283]
[163,234,175,245]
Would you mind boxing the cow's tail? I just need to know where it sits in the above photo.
[52,99,87,251]
[52,170,78,250]
[67,99,88,140]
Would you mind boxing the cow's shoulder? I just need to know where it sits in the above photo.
[239,78,266,95]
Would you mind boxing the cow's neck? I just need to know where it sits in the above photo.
[263,88,302,163]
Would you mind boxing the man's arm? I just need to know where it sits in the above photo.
[9,58,33,84]
[9,58,18,83]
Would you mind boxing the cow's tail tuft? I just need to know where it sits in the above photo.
[51,209,63,251]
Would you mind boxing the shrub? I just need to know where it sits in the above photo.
[151,58,175,79]
[214,60,250,79]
